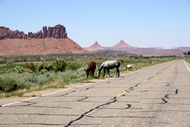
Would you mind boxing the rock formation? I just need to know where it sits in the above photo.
[113,40,133,48]
[86,41,105,51]
[0,24,87,55]
[0,24,67,39]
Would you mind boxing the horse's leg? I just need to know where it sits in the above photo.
[103,68,106,77]
[116,67,120,77]
[92,69,95,77]
[107,69,110,77]
[97,69,101,78]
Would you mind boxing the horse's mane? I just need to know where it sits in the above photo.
[99,61,106,70]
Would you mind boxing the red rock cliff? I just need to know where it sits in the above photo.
[0,24,67,39]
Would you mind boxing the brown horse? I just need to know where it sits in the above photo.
[84,61,96,78]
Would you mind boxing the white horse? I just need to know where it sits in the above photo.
[126,64,133,71]
[97,60,121,78]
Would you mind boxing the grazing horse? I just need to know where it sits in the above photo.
[84,61,96,78]
[97,60,121,78]
[126,64,133,71]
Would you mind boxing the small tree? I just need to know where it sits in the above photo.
[188,51,190,55]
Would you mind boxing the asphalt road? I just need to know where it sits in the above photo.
[0,59,190,127]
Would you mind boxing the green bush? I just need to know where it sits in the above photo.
[67,62,81,70]
[0,59,6,64]
[36,75,49,85]
[37,62,54,72]
[52,60,67,72]
[36,60,67,72]
[0,77,18,92]
[10,66,32,73]
[0,72,36,92]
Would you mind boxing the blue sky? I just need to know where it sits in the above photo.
[1,0,190,49]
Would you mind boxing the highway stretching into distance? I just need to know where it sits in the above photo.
[0,59,190,127]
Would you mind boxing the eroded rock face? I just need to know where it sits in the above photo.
[0,24,88,55]
[0,24,67,39]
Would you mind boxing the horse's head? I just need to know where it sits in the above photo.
[84,68,90,78]
[97,69,101,78]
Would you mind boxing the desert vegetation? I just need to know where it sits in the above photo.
[0,53,179,98]
[185,56,190,63]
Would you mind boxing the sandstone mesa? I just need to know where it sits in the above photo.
[0,24,87,55]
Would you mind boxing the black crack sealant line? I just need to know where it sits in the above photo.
[77,97,88,102]
[60,90,76,97]
[65,63,174,126]
[20,101,38,107]
[60,86,95,97]
[65,85,140,126]
[79,86,95,91]
[126,104,132,109]
[64,84,133,126]
[64,97,118,127]
[161,89,179,104]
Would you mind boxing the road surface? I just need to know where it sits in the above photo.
[0,60,190,127]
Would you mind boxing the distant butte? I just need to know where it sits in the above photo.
[86,41,104,51]
[113,40,133,48]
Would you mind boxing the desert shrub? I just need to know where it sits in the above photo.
[57,67,85,85]
[186,57,190,63]
[67,62,81,70]
[0,72,36,91]
[36,60,67,72]
[36,75,49,85]
[37,62,54,72]
[39,69,48,74]
[52,60,67,72]
[10,66,32,73]
[0,77,18,92]
[25,62,35,71]
[0,64,24,73]
[0,59,6,64]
